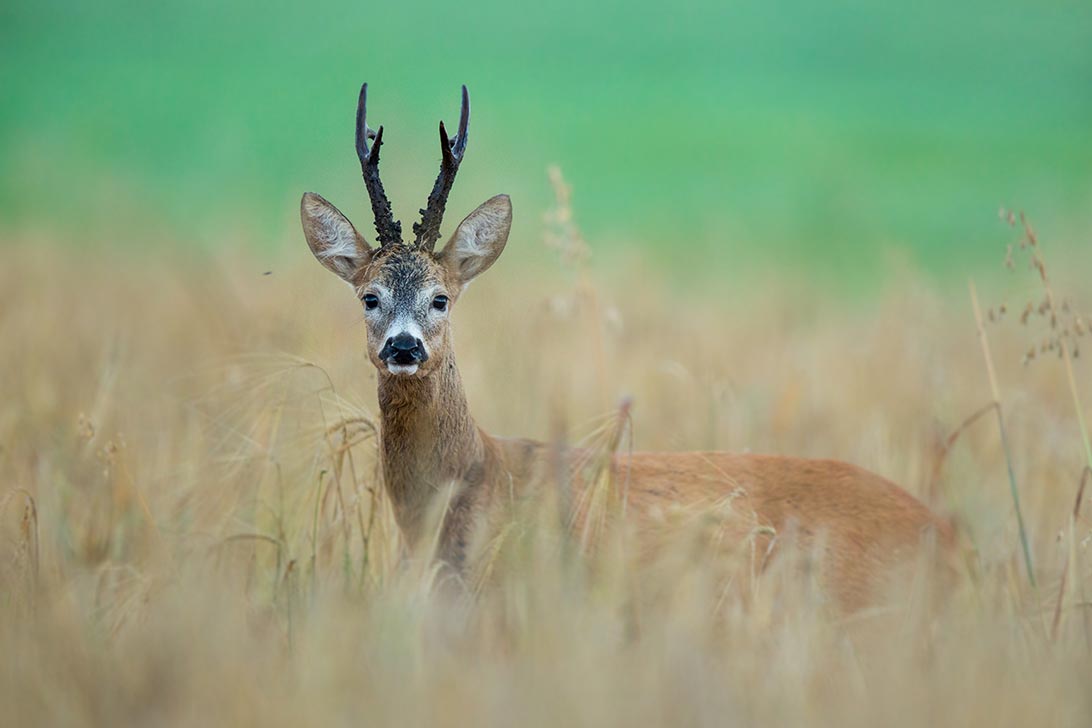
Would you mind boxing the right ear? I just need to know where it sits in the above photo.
[300,192,373,282]
[438,194,512,286]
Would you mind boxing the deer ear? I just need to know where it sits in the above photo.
[439,195,512,285]
[300,192,373,282]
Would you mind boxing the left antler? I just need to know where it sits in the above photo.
[413,85,470,251]
[356,83,403,248]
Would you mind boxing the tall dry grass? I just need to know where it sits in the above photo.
[1,198,1090,725]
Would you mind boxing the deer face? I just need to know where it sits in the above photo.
[301,192,512,378]
[300,84,511,378]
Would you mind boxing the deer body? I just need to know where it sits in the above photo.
[301,84,954,610]
[376,349,952,609]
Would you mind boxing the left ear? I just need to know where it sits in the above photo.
[439,194,512,285]
[300,192,373,282]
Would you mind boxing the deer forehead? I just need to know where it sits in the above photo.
[357,247,451,303]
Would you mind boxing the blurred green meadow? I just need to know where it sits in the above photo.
[1,0,1090,277]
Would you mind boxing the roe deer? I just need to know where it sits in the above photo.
[300,84,955,611]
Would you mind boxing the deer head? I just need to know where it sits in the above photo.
[301,84,512,378]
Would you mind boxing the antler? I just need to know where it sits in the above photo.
[413,85,470,251]
[355,83,403,247]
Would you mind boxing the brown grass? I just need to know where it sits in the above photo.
[1,212,1090,725]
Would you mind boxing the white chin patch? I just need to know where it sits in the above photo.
[386,363,419,376]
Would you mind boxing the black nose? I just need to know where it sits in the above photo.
[379,333,427,365]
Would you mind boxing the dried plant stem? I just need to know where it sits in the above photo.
[1055,342,1092,644]
[1051,466,1091,642]
[1024,222,1092,473]
[929,401,998,499]
[573,398,633,551]
[1060,348,1092,470]
[969,280,1036,587]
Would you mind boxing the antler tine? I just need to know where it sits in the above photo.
[413,85,470,251]
[355,83,403,247]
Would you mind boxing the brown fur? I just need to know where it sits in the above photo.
[374,360,955,610]
[301,173,955,614]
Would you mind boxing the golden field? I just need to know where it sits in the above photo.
[1,205,1091,726]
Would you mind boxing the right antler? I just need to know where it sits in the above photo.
[413,85,470,252]
[355,83,403,247]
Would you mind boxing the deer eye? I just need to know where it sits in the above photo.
[432,295,449,312]
[363,294,379,311]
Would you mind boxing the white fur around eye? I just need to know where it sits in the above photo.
[423,288,450,316]
[360,285,392,315]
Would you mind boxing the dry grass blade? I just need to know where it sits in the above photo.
[970,279,1036,587]
[0,488,39,598]
[929,401,998,499]
[1051,465,1092,642]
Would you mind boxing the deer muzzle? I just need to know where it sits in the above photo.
[380,333,428,367]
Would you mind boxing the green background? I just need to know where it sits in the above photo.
[1,0,1089,275]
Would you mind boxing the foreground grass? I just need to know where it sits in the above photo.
[1,234,1090,726]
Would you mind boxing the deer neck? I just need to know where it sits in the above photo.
[376,356,486,545]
